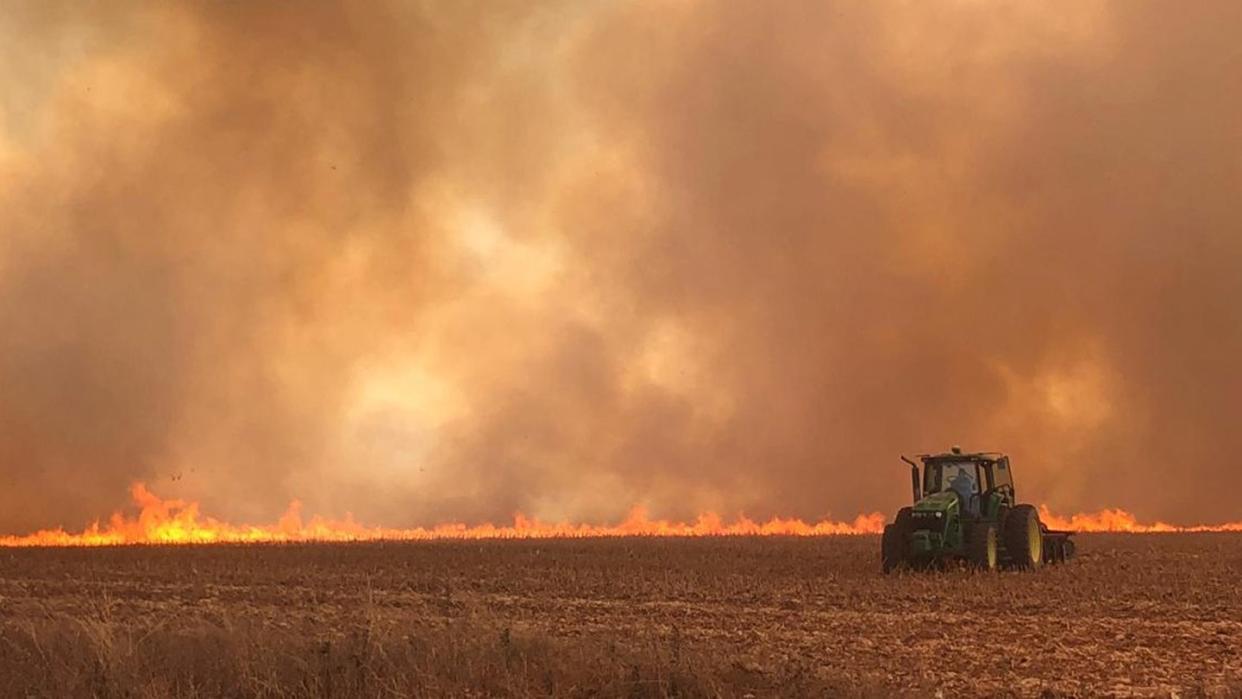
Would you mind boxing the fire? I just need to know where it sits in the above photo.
[0,483,889,547]
[1037,505,1242,533]
[3,485,1239,547]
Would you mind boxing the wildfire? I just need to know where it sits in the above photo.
[0,483,889,547]
[2,485,1239,547]
[1037,505,1242,533]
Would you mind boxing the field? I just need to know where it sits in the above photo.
[0,534,1239,697]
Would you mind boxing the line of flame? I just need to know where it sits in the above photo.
[1038,505,1242,533]
[0,484,889,546]
[1,484,1238,547]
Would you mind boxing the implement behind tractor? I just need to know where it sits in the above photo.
[882,447,1075,572]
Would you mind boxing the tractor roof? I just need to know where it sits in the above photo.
[918,447,1006,462]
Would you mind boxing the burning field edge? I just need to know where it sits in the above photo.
[2,483,1241,547]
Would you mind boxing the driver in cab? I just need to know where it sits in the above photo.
[949,469,980,516]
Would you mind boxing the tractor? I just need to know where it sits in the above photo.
[881,446,1075,572]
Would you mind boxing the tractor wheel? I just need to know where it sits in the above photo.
[895,506,913,531]
[967,522,998,572]
[881,525,899,573]
[1004,505,1043,569]
[881,508,913,573]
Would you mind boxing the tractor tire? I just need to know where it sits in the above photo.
[1004,505,1043,569]
[881,525,904,573]
[967,522,998,572]
[881,508,913,574]
[895,506,913,531]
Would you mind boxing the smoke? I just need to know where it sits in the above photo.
[1,0,1239,532]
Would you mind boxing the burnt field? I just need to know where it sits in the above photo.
[0,534,1238,698]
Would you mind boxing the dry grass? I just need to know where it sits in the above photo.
[0,606,879,698]
[0,616,806,698]
[0,534,1239,697]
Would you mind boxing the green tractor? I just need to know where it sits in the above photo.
[881,446,1075,573]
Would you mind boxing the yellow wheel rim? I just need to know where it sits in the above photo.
[987,529,998,570]
[1027,517,1042,567]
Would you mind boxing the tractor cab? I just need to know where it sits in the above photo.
[918,447,1015,520]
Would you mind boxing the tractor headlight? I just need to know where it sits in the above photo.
[934,512,943,518]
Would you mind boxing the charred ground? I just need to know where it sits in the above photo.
[0,534,1238,697]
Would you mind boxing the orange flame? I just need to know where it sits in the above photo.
[1038,505,1242,533]
[0,483,889,546]
[3,485,1239,547]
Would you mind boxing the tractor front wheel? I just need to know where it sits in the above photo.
[1004,505,1043,569]
[882,509,912,573]
[881,523,908,573]
[968,522,998,572]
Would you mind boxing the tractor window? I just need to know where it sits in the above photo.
[925,461,980,499]
[993,458,1013,490]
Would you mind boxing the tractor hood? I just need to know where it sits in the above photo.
[913,490,959,513]
[906,490,959,541]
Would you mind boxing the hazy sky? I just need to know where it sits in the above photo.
[1,1,1240,531]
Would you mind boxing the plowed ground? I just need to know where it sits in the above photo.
[0,534,1238,697]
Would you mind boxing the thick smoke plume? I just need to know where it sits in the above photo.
[1,1,1240,532]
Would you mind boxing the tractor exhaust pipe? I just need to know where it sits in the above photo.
[901,455,921,503]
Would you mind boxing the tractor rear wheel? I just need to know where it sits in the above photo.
[968,522,998,571]
[1004,505,1043,569]
[881,508,913,573]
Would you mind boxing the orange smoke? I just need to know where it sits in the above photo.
[0,484,889,546]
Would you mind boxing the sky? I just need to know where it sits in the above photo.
[1,0,1240,532]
